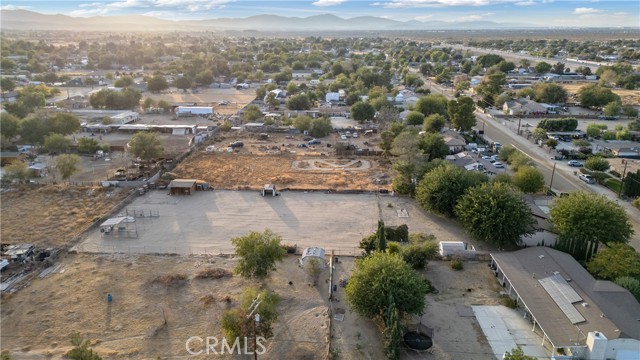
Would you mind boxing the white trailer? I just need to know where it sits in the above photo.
[175,106,214,117]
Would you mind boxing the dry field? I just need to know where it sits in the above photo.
[562,83,640,104]
[173,151,391,192]
[0,253,334,360]
[0,185,131,247]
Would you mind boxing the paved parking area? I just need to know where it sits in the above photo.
[76,190,476,255]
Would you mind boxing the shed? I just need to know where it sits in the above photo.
[438,241,476,258]
[169,179,197,195]
[262,184,277,197]
[300,247,326,268]
[3,244,35,261]
[99,217,127,233]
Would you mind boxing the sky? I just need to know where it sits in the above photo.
[0,0,638,27]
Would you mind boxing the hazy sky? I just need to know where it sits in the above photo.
[1,0,638,26]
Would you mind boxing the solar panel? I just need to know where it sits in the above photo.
[539,274,586,324]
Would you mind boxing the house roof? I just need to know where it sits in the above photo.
[491,247,640,347]
[170,179,197,188]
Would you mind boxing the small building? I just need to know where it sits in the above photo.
[0,152,26,167]
[110,111,139,124]
[99,217,127,234]
[521,196,559,247]
[442,133,467,154]
[503,98,547,116]
[438,241,475,258]
[262,184,277,197]
[299,247,326,268]
[169,179,197,195]
[3,243,35,261]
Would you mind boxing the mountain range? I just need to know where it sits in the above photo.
[0,9,537,32]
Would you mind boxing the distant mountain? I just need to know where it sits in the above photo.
[0,9,541,32]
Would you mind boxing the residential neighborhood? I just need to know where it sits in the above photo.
[1,4,640,360]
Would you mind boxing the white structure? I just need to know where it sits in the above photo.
[299,247,326,267]
[175,106,214,117]
[325,92,340,102]
[438,241,476,258]
[110,111,139,124]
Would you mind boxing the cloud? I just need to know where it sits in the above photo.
[414,14,433,20]
[70,0,234,16]
[613,12,627,16]
[573,7,603,15]
[372,0,516,8]
[515,0,535,6]
[458,11,493,21]
[312,0,347,6]
[0,4,31,10]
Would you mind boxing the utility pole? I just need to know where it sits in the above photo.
[247,294,262,360]
[549,162,557,194]
[618,160,629,198]
[517,117,522,136]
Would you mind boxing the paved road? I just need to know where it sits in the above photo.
[422,77,640,251]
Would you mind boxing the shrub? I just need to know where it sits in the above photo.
[501,295,518,309]
[387,242,401,254]
[195,268,232,280]
[585,156,610,172]
[152,273,188,286]
[401,244,432,269]
[450,259,463,271]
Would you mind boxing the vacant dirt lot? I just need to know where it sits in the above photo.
[0,185,131,247]
[173,152,390,192]
[0,253,333,360]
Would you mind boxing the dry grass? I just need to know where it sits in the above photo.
[194,267,232,280]
[151,273,189,286]
[562,83,640,104]
[0,185,131,248]
[173,152,387,191]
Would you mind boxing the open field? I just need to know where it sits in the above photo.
[173,152,388,192]
[0,253,333,359]
[562,83,640,104]
[0,185,132,247]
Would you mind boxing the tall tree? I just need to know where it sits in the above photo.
[147,75,169,92]
[419,133,449,161]
[512,166,545,194]
[455,182,535,248]
[350,101,375,123]
[56,154,81,182]
[231,229,286,279]
[377,220,387,252]
[175,77,192,92]
[384,294,402,360]
[43,133,70,154]
[550,192,633,261]
[345,252,429,320]
[587,243,640,280]
[422,114,446,133]
[447,96,476,131]
[127,132,164,161]
[415,94,448,118]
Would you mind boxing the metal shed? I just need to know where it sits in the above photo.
[299,247,326,267]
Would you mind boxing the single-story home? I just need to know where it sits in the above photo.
[503,98,547,116]
[441,130,467,154]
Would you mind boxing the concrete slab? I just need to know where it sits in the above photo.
[473,305,551,360]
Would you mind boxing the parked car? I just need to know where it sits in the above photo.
[229,141,244,148]
[341,135,347,140]
[308,139,321,145]
[493,162,505,168]
[568,160,584,167]
[352,132,359,138]
[579,174,595,184]
[297,143,308,148]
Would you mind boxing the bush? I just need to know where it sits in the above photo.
[387,242,401,255]
[401,243,434,269]
[195,268,232,280]
[501,295,518,309]
[450,259,463,270]
[604,178,622,193]
[585,156,610,172]
[152,273,188,286]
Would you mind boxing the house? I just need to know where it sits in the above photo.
[169,179,197,195]
[490,247,640,359]
[503,98,547,115]
[441,130,466,154]
[265,89,287,103]
[292,70,313,79]
[614,147,640,159]
[521,196,558,247]
[299,247,326,268]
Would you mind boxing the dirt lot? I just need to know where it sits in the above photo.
[143,87,257,115]
[173,151,390,192]
[0,185,132,247]
[0,253,334,360]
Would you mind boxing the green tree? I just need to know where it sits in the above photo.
[587,243,640,281]
[3,161,32,182]
[231,229,286,279]
[419,133,449,161]
[622,104,638,118]
[292,115,312,132]
[345,252,429,320]
[243,104,262,122]
[377,220,387,252]
[416,164,488,217]
[309,117,332,138]
[77,137,100,154]
[546,138,558,150]
[286,93,310,110]
[578,84,620,108]
[476,71,506,106]
[43,133,70,154]
[456,182,535,248]
[550,192,633,261]
[65,332,102,360]
[56,154,80,182]
[147,75,169,92]
[586,123,607,138]
[415,94,448,118]
[503,346,537,360]
[384,295,402,360]
[175,77,192,92]
[614,277,640,302]
[405,111,425,126]
[532,83,568,104]
[499,146,518,162]
[1,77,16,92]
[603,101,621,117]
[127,132,164,161]
[221,287,280,344]
[423,113,445,133]
[447,96,476,131]
[585,156,610,172]
[513,166,545,193]
[534,61,552,74]
[350,101,375,123]
[0,113,21,140]
[113,76,134,88]
[157,99,171,112]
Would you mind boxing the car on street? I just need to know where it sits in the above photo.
[481,156,496,163]
[579,174,595,184]
[493,162,505,168]
[568,160,584,167]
